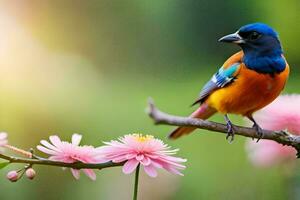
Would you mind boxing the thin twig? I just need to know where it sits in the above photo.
[0,153,123,169]
[147,98,300,157]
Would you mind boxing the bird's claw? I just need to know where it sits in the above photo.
[226,121,235,143]
[253,124,264,142]
[247,116,264,142]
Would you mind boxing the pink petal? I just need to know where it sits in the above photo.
[126,153,138,160]
[151,160,163,168]
[136,154,144,161]
[122,159,139,174]
[145,154,159,159]
[37,145,58,155]
[112,156,129,163]
[93,155,111,163]
[40,140,61,152]
[0,140,7,146]
[107,154,131,163]
[158,155,187,163]
[164,166,184,176]
[49,136,62,148]
[140,156,151,166]
[157,157,186,169]
[0,132,7,140]
[72,134,82,146]
[49,155,75,163]
[144,165,158,177]
[71,169,80,179]
[83,169,96,181]
[0,141,7,146]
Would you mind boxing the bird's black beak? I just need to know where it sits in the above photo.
[218,32,244,44]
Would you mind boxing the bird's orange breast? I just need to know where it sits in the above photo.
[206,51,289,116]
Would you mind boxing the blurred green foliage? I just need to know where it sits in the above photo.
[0,1,299,200]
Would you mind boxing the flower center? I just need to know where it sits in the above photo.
[133,134,154,142]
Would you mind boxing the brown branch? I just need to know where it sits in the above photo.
[147,98,300,157]
[0,153,123,169]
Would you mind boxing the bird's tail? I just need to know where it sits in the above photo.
[168,104,216,139]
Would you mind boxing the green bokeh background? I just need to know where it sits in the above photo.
[0,1,299,199]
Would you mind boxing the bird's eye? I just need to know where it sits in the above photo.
[249,31,261,40]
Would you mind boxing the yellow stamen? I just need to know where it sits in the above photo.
[132,134,154,142]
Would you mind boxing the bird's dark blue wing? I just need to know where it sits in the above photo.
[192,63,241,106]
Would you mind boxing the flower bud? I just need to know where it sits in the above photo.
[6,170,19,182]
[25,168,36,180]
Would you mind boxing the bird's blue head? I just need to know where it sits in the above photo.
[219,23,286,73]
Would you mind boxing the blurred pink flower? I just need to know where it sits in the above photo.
[253,94,300,133]
[246,140,296,167]
[246,94,300,167]
[98,134,187,177]
[37,134,104,180]
[0,132,8,151]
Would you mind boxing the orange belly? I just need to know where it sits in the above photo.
[206,64,289,116]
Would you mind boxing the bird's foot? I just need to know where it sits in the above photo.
[253,123,264,142]
[224,117,235,143]
[247,116,264,142]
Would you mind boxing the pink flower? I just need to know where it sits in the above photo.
[246,140,296,167]
[253,94,300,133]
[0,132,8,151]
[98,134,187,177]
[37,134,104,180]
[246,94,300,167]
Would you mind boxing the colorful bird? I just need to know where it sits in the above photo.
[169,23,290,142]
